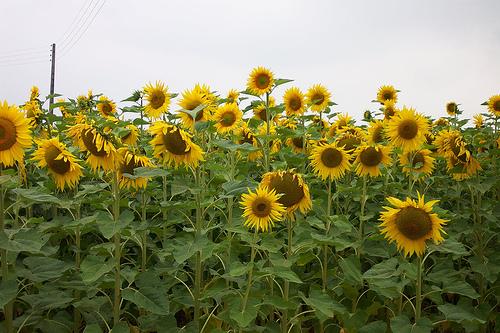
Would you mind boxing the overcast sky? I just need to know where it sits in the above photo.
[0,0,499,121]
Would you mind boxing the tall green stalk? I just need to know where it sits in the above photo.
[241,230,258,313]
[112,171,122,326]
[415,256,422,321]
[322,179,332,291]
[282,218,293,333]
[193,168,204,331]
[264,93,271,172]
[1,180,14,333]
[358,175,367,255]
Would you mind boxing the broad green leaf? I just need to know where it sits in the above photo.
[0,279,17,308]
[111,322,130,333]
[438,303,486,324]
[301,289,346,317]
[80,255,114,284]
[0,229,49,253]
[359,320,387,333]
[340,255,363,286]
[122,288,169,315]
[23,257,72,282]
[84,324,103,333]
[229,307,257,328]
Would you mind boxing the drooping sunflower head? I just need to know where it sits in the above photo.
[252,96,277,122]
[247,66,275,95]
[97,96,117,118]
[354,144,392,177]
[260,170,312,217]
[445,148,481,181]
[178,84,214,129]
[377,85,398,104]
[0,101,32,167]
[473,114,484,128]
[32,137,83,191]
[383,100,398,120]
[214,103,242,134]
[486,94,500,117]
[333,113,352,131]
[226,89,240,104]
[366,120,386,145]
[309,143,351,180]
[143,81,171,119]
[335,131,363,154]
[433,129,466,157]
[118,148,154,189]
[66,123,118,172]
[306,84,331,112]
[121,124,139,146]
[379,192,448,257]
[149,121,204,168]
[399,149,435,177]
[434,117,449,127]
[386,107,429,151]
[283,87,305,116]
[446,101,458,116]
[240,186,286,232]
[23,100,42,126]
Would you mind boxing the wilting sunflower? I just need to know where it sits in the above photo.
[240,186,286,232]
[0,101,32,167]
[379,192,447,257]
[260,170,312,217]
[121,124,139,146]
[446,101,458,116]
[306,84,331,112]
[226,89,240,104]
[213,103,242,134]
[178,84,214,129]
[66,123,117,172]
[354,144,392,177]
[283,87,305,116]
[377,85,398,104]
[149,121,204,168]
[473,114,484,128]
[143,81,170,119]
[247,66,275,95]
[399,149,435,177]
[386,107,429,151]
[366,120,386,144]
[309,143,351,180]
[383,100,397,120]
[32,137,83,190]
[486,94,500,117]
[97,96,117,118]
[117,148,154,189]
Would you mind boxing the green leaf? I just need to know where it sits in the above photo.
[438,303,486,324]
[266,266,302,284]
[359,320,387,333]
[23,257,72,282]
[229,262,249,277]
[229,307,257,328]
[442,280,480,299]
[340,255,363,286]
[84,324,103,333]
[390,315,432,333]
[80,255,114,284]
[0,229,49,253]
[429,238,469,257]
[0,279,17,308]
[122,288,169,315]
[301,289,346,318]
[110,322,130,333]
[274,78,293,87]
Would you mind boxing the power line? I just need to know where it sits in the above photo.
[57,0,100,53]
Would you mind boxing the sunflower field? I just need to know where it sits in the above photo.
[0,67,499,333]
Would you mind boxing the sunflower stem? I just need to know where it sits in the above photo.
[1,176,14,333]
[322,178,332,291]
[264,92,271,172]
[141,190,147,273]
[415,255,422,321]
[112,171,122,327]
[74,201,82,332]
[282,218,293,333]
[193,168,204,331]
[358,175,367,256]
[241,230,258,313]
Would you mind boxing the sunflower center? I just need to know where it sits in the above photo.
[411,152,425,168]
[268,172,305,208]
[81,129,108,157]
[337,136,360,151]
[372,126,384,143]
[121,155,143,176]
[383,91,394,101]
[150,91,166,109]
[446,103,457,114]
[0,118,18,152]
[45,145,71,175]
[101,103,113,115]
[395,206,432,240]
[398,119,418,140]
[255,107,267,121]
[289,96,302,111]
[360,147,382,166]
[292,137,303,148]
[239,131,254,145]
[321,148,343,168]
[493,100,500,112]
[255,74,271,89]
[312,93,324,106]
[384,107,395,119]
[220,111,236,127]
[163,128,191,155]
[252,198,272,217]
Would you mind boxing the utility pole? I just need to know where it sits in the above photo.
[49,43,56,114]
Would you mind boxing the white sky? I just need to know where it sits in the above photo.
[0,0,499,121]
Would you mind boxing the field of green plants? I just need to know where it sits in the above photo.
[0,67,498,333]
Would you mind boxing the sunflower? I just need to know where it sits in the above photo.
[227,89,240,104]
[97,96,117,118]
[446,152,481,181]
[23,100,42,126]
[446,101,458,116]
[383,100,398,120]
[473,114,484,128]
[433,129,466,157]
[32,138,83,190]
[178,84,214,129]
[66,123,117,172]
[257,123,281,154]
[309,143,351,180]
[56,98,71,118]
[336,131,362,153]
[0,101,32,167]
[434,118,449,127]
[283,87,305,116]
[149,121,204,168]
[118,148,154,189]
[142,81,170,119]
[366,120,386,144]
[236,124,262,161]
[121,124,139,146]
[386,107,429,151]
[240,186,286,232]
[377,85,398,104]
[306,84,331,112]
[247,66,274,95]
[253,96,276,122]
[399,149,435,177]
[334,113,352,131]
[260,170,312,217]
[286,136,307,153]
[379,192,447,257]
[30,86,40,100]
[354,144,392,177]
[486,95,500,117]
[213,103,242,134]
